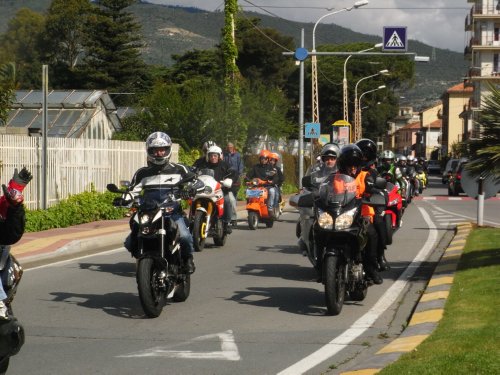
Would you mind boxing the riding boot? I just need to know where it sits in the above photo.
[184,256,195,274]
[377,254,391,271]
[365,265,383,285]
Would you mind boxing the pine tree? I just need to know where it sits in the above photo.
[77,0,148,103]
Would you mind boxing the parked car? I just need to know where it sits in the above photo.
[442,158,460,184]
[427,160,441,175]
[448,160,468,196]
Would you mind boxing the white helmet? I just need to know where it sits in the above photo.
[146,132,172,166]
[206,145,223,162]
[202,140,217,155]
[381,150,395,160]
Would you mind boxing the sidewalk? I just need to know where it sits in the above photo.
[12,198,251,267]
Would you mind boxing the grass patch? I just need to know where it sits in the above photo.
[378,227,500,375]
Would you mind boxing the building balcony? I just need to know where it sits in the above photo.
[470,4,500,17]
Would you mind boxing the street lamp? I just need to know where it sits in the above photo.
[354,69,389,139]
[311,0,369,123]
[357,85,386,140]
[343,42,383,122]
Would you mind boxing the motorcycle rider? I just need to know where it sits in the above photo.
[377,150,396,181]
[337,145,383,284]
[123,132,199,274]
[297,143,340,258]
[192,145,238,234]
[0,167,32,320]
[246,149,279,218]
[355,139,390,272]
[193,140,217,171]
[268,152,284,214]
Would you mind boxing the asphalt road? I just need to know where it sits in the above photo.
[7,176,498,374]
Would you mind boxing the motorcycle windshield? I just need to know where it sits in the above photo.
[318,174,357,207]
[309,167,336,185]
[142,187,175,204]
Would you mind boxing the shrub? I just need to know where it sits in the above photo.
[25,190,127,232]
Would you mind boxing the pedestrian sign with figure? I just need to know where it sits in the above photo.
[383,26,407,51]
[305,122,320,138]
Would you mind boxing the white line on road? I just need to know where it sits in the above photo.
[277,207,438,375]
[24,248,124,271]
[427,204,500,227]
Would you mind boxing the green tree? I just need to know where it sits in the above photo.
[0,7,45,88]
[235,17,295,89]
[0,62,16,126]
[43,0,92,88]
[77,0,149,103]
[463,84,500,179]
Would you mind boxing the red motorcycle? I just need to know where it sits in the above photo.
[384,181,403,245]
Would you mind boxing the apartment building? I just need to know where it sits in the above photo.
[464,0,500,137]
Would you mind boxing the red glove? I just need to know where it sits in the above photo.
[0,167,32,218]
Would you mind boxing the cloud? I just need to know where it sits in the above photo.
[148,0,470,52]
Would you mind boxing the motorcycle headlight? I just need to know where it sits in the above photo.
[318,211,334,230]
[335,208,357,230]
[139,214,150,224]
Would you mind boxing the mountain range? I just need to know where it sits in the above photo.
[0,0,469,110]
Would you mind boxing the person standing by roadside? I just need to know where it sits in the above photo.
[223,142,244,225]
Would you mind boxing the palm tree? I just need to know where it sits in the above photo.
[464,83,500,180]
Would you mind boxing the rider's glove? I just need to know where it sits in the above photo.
[113,197,131,207]
[2,167,33,206]
[180,186,196,200]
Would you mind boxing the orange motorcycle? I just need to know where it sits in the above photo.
[245,178,277,229]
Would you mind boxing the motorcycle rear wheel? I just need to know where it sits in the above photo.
[172,275,191,302]
[248,211,259,230]
[349,285,367,301]
[193,210,207,252]
[265,219,274,228]
[324,255,346,316]
[137,258,166,318]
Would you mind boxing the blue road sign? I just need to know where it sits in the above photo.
[383,26,407,51]
[294,48,308,61]
[305,122,320,138]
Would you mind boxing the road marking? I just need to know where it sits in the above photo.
[424,204,500,227]
[24,248,124,271]
[116,330,241,361]
[277,207,438,375]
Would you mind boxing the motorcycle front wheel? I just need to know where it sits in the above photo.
[324,255,346,316]
[193,210,207,252]
[137,257,166,318]
[248,211,259,230]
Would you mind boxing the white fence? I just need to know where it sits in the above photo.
[0,135,179,210]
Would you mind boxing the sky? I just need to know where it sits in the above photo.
[147,0,472,52]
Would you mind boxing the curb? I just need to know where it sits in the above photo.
[339,221,473,375]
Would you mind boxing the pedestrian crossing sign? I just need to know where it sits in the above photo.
[305,122,320,138]
[383,26,407,51]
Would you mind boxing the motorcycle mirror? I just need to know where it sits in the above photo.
[375,177,387,190]
[301,175,313,188]
[106,183,121,193]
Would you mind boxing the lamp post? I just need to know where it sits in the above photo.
[353,69,389,139]
[343,42,383,122]
[357,85,386,140]
[311,0,369,124]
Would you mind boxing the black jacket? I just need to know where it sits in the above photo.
[247,164,279,185]
[193,159,238,193]
[0,205,25,245]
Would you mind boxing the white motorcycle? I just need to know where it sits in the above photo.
[188,169,232,252]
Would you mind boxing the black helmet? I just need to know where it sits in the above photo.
[320,143,340,160]
[355,138,377,164]
[337,144,363,174]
